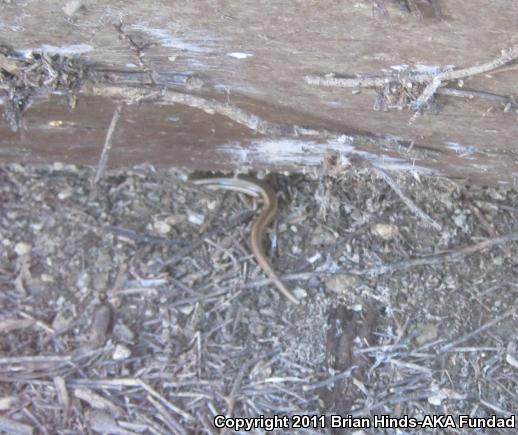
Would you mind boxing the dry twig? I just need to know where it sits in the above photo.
[93,103,124,185]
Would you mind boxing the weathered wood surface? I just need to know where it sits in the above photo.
[1,0,517,186]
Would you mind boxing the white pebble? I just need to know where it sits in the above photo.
[112,344,131,360]
[14,242,31,256]
[188,211,205,226]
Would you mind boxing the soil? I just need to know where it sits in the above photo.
[1,163,517,433]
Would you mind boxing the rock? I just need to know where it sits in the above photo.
[325,273,358,295]
[153,220,171,235]
[427,383,447,406]
[187,211,205,225]
[453,213,467,228]
[58,189,73,200]
[112,344,131,360]
[292,287,308,299]
[41,273,54,283]
[371,223,399,240]
[427,389,446,406]
[165,214,185,225]
[14,242,31,256]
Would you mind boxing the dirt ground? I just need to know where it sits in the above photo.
[0,163,517,434]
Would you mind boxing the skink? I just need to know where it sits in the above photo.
[191,175,300,305]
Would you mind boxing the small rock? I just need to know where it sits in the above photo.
[14,242,31,256]
[292,287,308,299]
[153,220,171,235]
[291,245,302,255]
[58,189,72,200]
[349,304,363,312]
[31,221,44,232]
[112,344,131,360]
[325,273,358,295]
[427,383,447,406]
[41,273,54,283]
[415,323,438,345]
[371,223,399,240]
[307,252,321,264]
[178,305,194,315]
[427,391,446,406]
[453,213,467,228]
[165,214,185,226]
[0,396,17,411]
[188,211,205,226]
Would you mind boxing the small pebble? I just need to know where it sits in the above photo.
[41,274,54,283]
[292,287,308,299]
[188,211,205,226]
[153,220,171,235]
[112,344,131,360]
[14,242,31,256]
[371,223,399,240]
[58,189,72,200]
[325,273,358,295]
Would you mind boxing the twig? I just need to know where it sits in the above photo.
[102,224,187,247]
[375,167,442,230]
[0,416,33,435]
[162,210,255,268]
[147,396,187,435]
[439,308,515,352]
[89,85,287,137]
[138,380,194,422]
[302,366,357,392]
[84,304,113,350]
[305,44,518,89]
[436,87,517,110]
[363,229,518,277]
[93,103,123,185]
[410,76,442,111]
